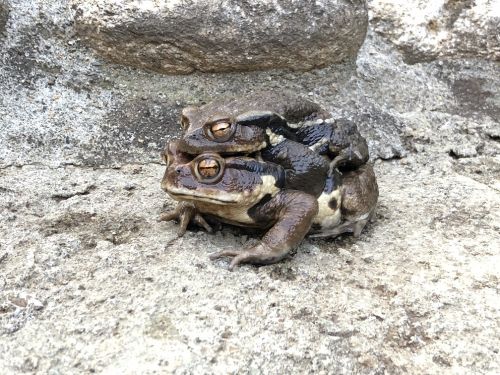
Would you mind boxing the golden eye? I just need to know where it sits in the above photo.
[210,122,231,138]
[193,155,224,183]
[197,158,220,178]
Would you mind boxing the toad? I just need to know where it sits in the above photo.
[160,141,378,270]
[177,92,369,184]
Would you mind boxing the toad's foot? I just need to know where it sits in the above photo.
[209,190,318,270]
[328,155,346,175]
[329,155,343,169]
[209,242,288,271]
[158,201,212,237]
[309,218,369,239]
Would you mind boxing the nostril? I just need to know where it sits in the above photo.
[175,166,182,174]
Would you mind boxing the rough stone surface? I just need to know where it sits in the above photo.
[369,0,500,63]
[1,157,499,374]
[72,0,368,74]
[0,0,8,34]
[2,1,498,167]
[1,0,500,374]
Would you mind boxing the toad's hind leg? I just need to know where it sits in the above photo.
[311,164,378,239]
[309,210,374,239]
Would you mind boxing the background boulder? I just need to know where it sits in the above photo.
[0,1,499,374]
[73,0,368,74]
[370,0,500,63]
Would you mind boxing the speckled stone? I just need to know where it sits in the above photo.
[0,0,9,34]
[73,0,368,74]
[0,1,500,373]
[369,0,500,62]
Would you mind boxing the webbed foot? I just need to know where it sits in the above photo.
[159,201,212,237]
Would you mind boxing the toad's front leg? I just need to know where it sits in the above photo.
[209,191,318,270]
[159,201,212,237]
[328,143,368,173]
[327,119,369,172]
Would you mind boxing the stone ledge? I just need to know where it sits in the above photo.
[73,0,368,74]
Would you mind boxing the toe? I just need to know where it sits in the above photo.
[158,211,177,222]
[178,212,192,234]
[227,251,264,270]
[228,254,247,271]
[209,249,240,260]
[176,227,187,237]
[194,214,213,233]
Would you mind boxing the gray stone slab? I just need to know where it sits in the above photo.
[73,0,368,74]
[370,0,500,63]
[0,2,499,374]
[0,157,499,374]
[0,0,8,34]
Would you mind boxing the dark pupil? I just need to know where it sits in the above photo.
[198,160,219,177]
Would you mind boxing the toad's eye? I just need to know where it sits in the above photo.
[205,120,235,142]
[194,155,224,183]
[197,158,220,177]
[211,122,231,137]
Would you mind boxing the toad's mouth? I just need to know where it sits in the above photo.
[167,190,238,204]
[179,139,267,156]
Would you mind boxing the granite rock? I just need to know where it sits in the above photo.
[369,0,500,63]
[72,0,368,74]
[0,1,498,168]
[0,0,8,34]
[1,1,500,373]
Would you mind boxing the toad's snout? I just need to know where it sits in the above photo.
[161,163,195,193]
